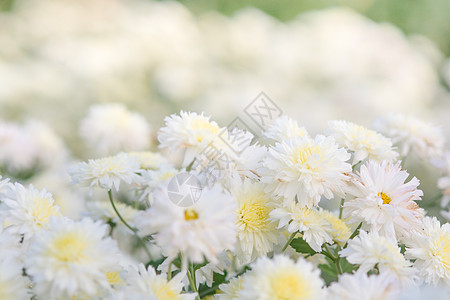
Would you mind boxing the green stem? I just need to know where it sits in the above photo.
[167,261,172,281]
[343,222,362,249]
[186,158,196,172]
[187,265,200,300]
[339,198,345,219]
[323,244,337,261]
[282,232,297,252]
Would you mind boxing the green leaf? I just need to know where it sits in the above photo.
[198,271,228,297]
[290,237,317,255]
[340,257,358,274]
[318,263,338,286]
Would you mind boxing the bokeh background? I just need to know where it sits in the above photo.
[0,0,449,218]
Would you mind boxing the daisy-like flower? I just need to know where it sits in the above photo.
[0,259,30,300]
[372,114,445,160]
[0,183,61,240]
[317,209,351,246]
[238,255,325,300]
[134,185,236,265]
[263,115,308,143]
[68,152,142,194]
[270,202,333,252]
[122,264,196,300]
[135,165,179,203]
[404,216,450,286]
[25,217,122,299]
[328,120,398,164]
[129,151,169,170]
[158,111,222,166]
[261,135,351,207]
[216,277,243,300]
[344,160,424,241]
[340,230,416,285]
[231,178,283,264]
[328,271,401,300]
[79,103,151,156]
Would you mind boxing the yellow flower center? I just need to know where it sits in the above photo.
[380,192,391,205]
[268,271,310,300]
[184,209,198,221]
[238,201,270,232]
[432,232,450,270]
[30,197,60,227]
[106,271,123,285]
[151,279,179,300]
[51,233,88,262]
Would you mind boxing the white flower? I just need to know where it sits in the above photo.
[25,217,122,299]
[135,165,179,203]
[317,209,351,246]
[68,153,142,193]
[231,178,283,264]
[217,277,243,300]
[0,183,61,240]
[328,271,401,300]
[328,120,398,164]
[263,115,308,143]
[238,255,325,300]
[129,151,169,170]
[158,111,222,166]
[340,230,416,285]
[122,264,196,300]
[80,103,151,156]
[85,200,138,232]
[270,202,333,252]
[404,216,450,286]
[0,259,30,300]
[135,185,236,265]
[372,114,445,160]
[261,135,351,207]
[344,160,424,241]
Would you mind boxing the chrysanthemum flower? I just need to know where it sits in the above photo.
[344,160,424,241]
[328,271,401,300]
[25,217,122,299]
[328,120,398,164]
[0,183,61,240]
[263,115,308,143]
[238,255,325,300]
[129,151,169,170]
[404,217,450,286]
[135,185,236,265]
[68,152,142,194]
[231,178,283,264]
[0,259,30,300]
[372,114,444,160]
[261,135,351,207]
[340,230,416,285]
[217,277,243,300]
[270,202,333,252]
[317,209,351,246]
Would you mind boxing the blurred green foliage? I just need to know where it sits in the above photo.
[179,0,450,55]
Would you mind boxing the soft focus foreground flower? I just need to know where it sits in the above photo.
[328,120,398,164]
[135,185,236,265]
[404,217,450,286]
[0,259,30,300]
[344,160,424,241]
[25,217,122,299]
[238,255,325,300]
[261,135,351,207]
[80,103,152,156]
[68,152,141,193]
[263,115,309,143]
[373,114,445,160]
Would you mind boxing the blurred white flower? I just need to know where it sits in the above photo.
[129,151,169,170]
[261,135,351,207]
[263,115,308,143]
[344,160,424,241]
[217,277,243,300]
[80,103,151,156]
[0,259,30,300]
[328,120,398,164]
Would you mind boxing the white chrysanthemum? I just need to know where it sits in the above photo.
[328,120,398,164]
[344,160,424,241]
[85,200,138,231]
[231,178,283,264]
[216,277,243,300]
[80,103,151,156]
[135,165,179,203]
[123,264,196,300]
[270,202,333,252]
[263,115,308,143]
[25,217,122,299]
[68,153,141,193]
[261,135,351,207]
[317,209,351,246]
[129,151,169,170]
[328,271,401,300]
[372,114,445,159]
[340,230,416,285]
[404,216,450,286]
[238,255,325,300]
[0,183,61,240]
[0,259,30,300]
[158,111,222,166]
[135,185,236,265]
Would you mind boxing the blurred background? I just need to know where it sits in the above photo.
[0,0,449,217]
